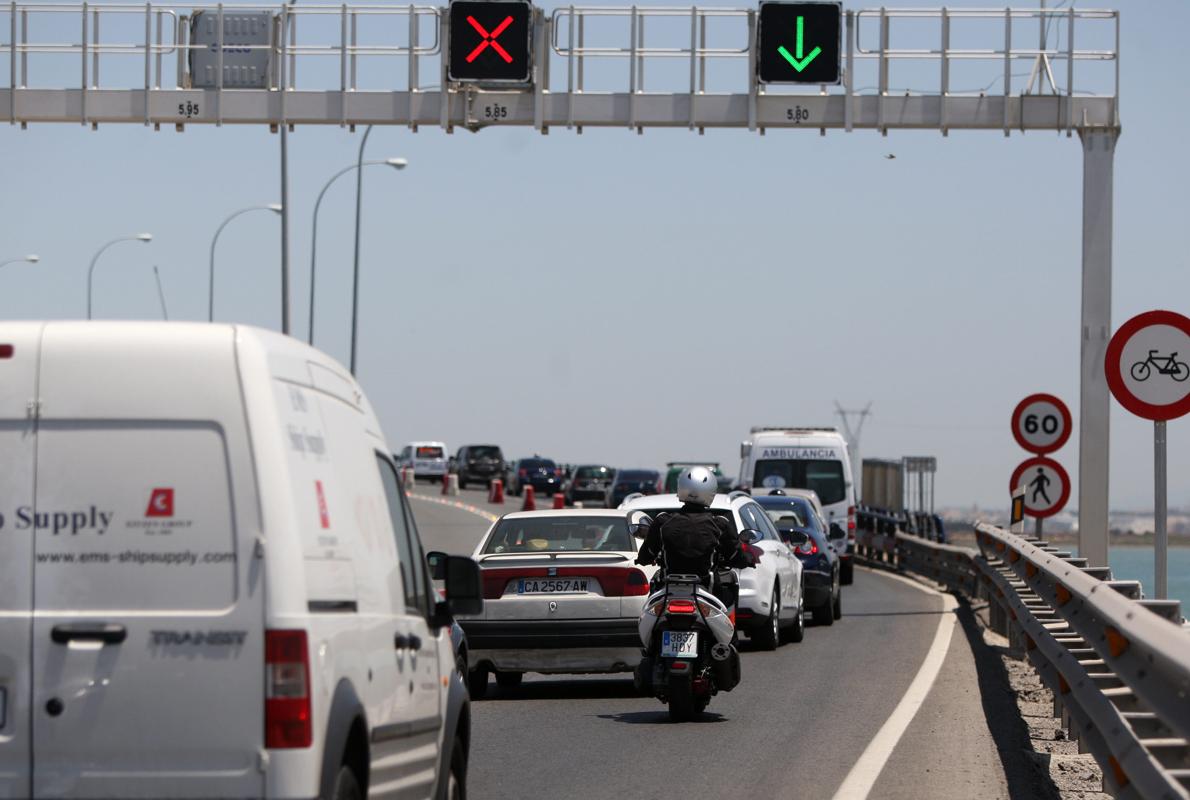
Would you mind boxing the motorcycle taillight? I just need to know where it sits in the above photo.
[666,599,697,615]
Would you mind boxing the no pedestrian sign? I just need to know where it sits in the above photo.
[1105,309,1190,421]
[1010,456,1070,519]
[1011,393,1072,455]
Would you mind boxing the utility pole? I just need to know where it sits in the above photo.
[835,401,872,503]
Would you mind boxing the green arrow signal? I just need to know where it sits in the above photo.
[777,16,822,72]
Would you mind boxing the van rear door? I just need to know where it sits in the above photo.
[0,325,42,798]
[30,325,264,798]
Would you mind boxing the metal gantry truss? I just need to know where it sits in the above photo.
[0,3,1118,132]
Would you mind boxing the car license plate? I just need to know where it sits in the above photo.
[517,578,590,594]
[660,630,699,659]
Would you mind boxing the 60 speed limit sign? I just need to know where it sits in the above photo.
[1011,393,1072,455]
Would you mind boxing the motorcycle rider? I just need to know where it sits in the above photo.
[633,466,755,696]
[634,465,757,592]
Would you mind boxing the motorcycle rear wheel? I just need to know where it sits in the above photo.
[667,675,697,723]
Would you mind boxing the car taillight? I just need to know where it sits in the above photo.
[554,468,562,477]
[624,568,650,596]
[666,599,697,615]
[0,345,12,359]
[797,540,819,556]
[265,630,311,749]
[519,468,527,477]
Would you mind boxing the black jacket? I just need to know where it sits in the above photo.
[635,504,754,577]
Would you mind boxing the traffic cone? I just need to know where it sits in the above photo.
[522,485,536,511]
[489,479,505,505]
[552,492,565,509]
[444,474,460,496]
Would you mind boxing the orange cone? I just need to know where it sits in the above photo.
[489,479,505,504]
[522,485,536,511]
[552,492,565,509]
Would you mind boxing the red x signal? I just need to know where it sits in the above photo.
[465,15,515,64]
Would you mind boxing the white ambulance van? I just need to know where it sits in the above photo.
[0,321,481,800]
[739,427,857,584]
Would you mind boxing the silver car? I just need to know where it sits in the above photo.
[459,509,656,698]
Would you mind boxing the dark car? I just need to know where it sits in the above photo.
[606,469,661,508]
[564,464,616,506]
[755,494,842,625]
[455,444,505,489]
[508,456,562,496]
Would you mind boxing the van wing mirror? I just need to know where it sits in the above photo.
[427,551,448,581]
[430,554,484,626]
[828,523,847,541]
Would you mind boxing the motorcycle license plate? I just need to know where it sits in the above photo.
[661,630,699,659]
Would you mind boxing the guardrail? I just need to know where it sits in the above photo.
[856,518,1190,799]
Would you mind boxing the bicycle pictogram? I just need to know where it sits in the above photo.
[1130,350,1189,383]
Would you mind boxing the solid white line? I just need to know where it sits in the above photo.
[830,572,959,800]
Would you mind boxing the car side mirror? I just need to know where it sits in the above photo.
[829,523,847,541]
[738,529,760,545]
[430,554,484,626]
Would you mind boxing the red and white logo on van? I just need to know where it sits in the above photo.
[315,480,331,529]
[145,488,175,518]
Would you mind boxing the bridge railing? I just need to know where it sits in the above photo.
[872,520,1190,799]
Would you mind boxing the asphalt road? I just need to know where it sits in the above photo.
[408,485,1055,800]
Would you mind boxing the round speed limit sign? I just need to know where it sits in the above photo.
[1011,393,1072,455]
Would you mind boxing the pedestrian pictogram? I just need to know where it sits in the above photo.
[1011,393,1072,455]
[1105,309,1190,422]
[1009,457,1070,519]
[757,2,842,85]
[448,0,533,83]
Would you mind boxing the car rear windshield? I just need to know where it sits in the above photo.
[416,446,444,459]
[763,507,807,528]
[483,516,634,553]
[576,466,612,480]
[520,459,556,470]
[468,446,501,460]
[753,460,846,505]
[617,470,659,483]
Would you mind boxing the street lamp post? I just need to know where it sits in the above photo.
[208,204,283,323]
[0,254,39,269]
[308,157,407,345]
[87,235,152,319]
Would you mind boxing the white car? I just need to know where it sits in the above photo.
[460,509,656,697]
[0,321,480,800]
[620,493,804,649]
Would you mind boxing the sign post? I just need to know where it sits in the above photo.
[1105,309,1190,599]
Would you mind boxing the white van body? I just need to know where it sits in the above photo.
[0,322,469,799]
[739,427,856,555]
[398,441,449,481]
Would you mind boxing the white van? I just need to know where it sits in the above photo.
[0,321,481,799]
[398,441,449,482]
[739,427,857,583]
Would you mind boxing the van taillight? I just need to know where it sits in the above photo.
[0,345,12,359]
[265,629,311,749]
[847,505,857,532]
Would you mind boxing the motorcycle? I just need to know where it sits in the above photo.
[633,531,757,722]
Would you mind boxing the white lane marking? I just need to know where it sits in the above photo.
[408,492,499,523]
[830,572,959,800]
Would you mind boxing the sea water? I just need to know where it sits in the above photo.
[1107,546,1190,605]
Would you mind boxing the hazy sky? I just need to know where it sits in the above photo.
[1,0,1186,511]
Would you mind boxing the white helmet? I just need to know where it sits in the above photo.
[676,466,717,507]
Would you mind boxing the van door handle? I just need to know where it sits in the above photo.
[407,634,422,651]
[51,623,126,645]
[394,633,409,650]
